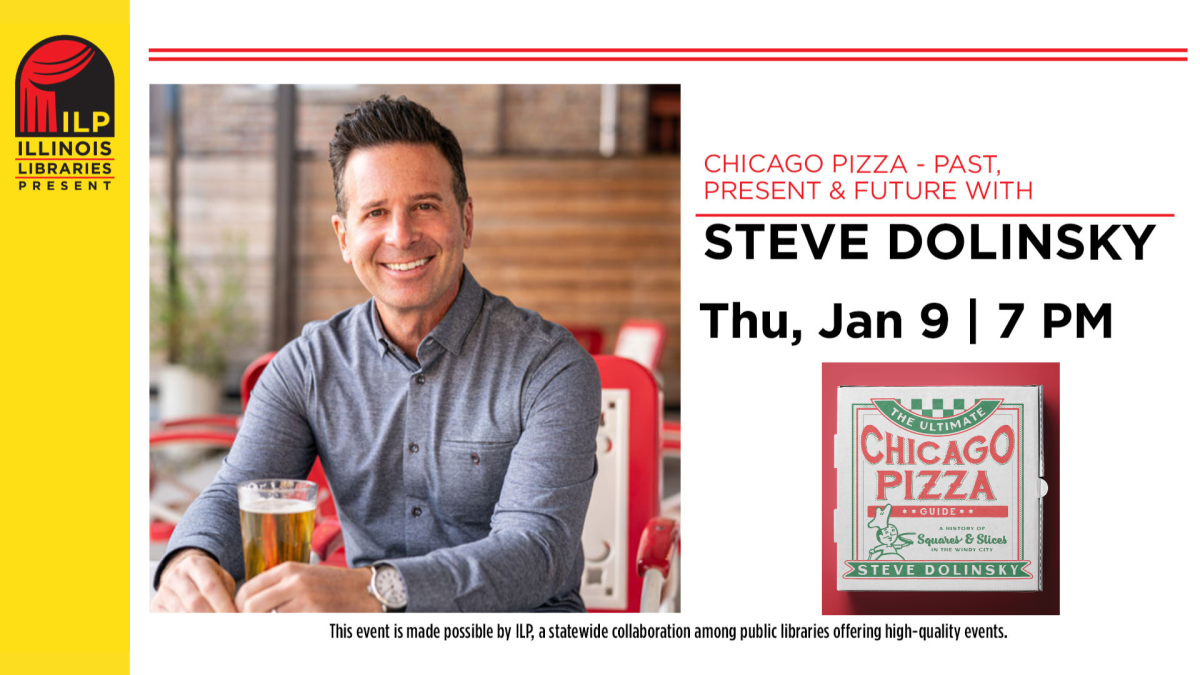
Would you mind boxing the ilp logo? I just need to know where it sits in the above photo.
[14,35,115,193]
[16,36,114,136]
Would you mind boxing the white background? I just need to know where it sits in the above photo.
[131,1,1199,672]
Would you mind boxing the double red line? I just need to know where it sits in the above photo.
[147,47,1187,62]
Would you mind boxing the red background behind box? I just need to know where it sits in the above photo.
[822,363,1060,615]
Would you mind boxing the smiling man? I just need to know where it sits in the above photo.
[151,95,601,613]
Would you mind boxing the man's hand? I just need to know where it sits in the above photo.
[151,549,237,613]
[235,562,377,613]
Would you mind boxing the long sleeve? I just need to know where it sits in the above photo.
[153,342,317,587]
[386,348,600,611]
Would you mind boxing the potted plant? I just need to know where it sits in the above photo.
[150,234,254,431]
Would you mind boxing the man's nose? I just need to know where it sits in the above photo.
[383,213,420,247]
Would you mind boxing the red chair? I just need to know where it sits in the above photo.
[582,355,679,612]
[613,320,681,459]
[313,355,681,611]
[662,419,681,456]
[312,514,347,568]
[613,319,666,372]
[564,324,605,355]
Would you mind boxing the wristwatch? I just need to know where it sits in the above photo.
[367,562,408,612]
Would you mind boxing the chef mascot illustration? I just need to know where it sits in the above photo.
[868,504,915,561]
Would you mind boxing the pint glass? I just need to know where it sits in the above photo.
[238,479,318,580]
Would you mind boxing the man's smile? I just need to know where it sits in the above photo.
[381,256,432,272]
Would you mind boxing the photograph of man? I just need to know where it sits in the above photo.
[151,95,601,613]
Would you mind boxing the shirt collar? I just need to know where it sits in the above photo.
[368,265,483,358]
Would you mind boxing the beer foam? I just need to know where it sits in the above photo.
[240,498,316,514]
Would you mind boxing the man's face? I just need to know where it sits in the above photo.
[333,142,473,329]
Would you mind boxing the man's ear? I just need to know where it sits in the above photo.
[332,214,352,263]
[462,197,474,250]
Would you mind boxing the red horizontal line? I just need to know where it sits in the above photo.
[148,47,1188,53]
[694,213,1174,218]
[149,56,1187,62]
[16,176,114,179]
[16,157,116,161]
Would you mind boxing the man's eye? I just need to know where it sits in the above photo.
[415,203,434,211]
[368,209,384,218]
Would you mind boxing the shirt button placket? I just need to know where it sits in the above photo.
[405,364,432,555]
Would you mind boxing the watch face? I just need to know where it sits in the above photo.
[375,565,405,606]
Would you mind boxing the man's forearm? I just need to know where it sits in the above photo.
[158,478,246,583]
[387,523,584,612]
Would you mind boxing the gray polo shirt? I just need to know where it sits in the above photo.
[157,267,601,612]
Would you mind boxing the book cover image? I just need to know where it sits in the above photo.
[834,385,1043,592]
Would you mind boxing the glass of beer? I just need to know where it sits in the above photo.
[238,479,318,580]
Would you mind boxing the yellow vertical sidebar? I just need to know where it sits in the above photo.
[1,2,129,673]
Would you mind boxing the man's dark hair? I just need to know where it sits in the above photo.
[329,94,469,216]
